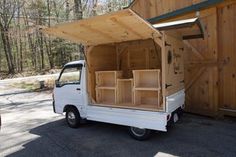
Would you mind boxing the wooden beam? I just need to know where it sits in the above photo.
[161,34,166,111]
[153,35,163,47]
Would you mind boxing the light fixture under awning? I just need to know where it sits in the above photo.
[42,9,161,46]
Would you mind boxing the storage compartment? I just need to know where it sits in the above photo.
[96,71,122,87]
[96,88,116,104]
[117,79,133,104]
[87,39,164,111]
[133,69,160,89]
[134,90,160,109]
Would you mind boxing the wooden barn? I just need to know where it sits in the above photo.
[128,0,236,117]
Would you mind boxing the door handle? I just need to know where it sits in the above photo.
[76,88,81,91]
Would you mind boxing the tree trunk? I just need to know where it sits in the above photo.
[0,27,15,74]
[46,0,54,69]
[17,0,23,71]
[65,0,70,20]
[37,32,44,70]
[74,0,84,58]
[18,32,23,72]
[91,0,98,16]
[74,0,83,20]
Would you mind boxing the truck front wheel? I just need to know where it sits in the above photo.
[66,107,80,128]
[128,127,152,141]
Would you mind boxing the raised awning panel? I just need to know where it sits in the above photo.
[42,9,161,46]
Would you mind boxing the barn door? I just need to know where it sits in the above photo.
[184,8,218,116]
[218,3,236,117]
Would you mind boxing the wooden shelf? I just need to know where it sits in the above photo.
[96,87,116,90]
[133,69,160,89]
[96,71,122,87]
[117,79,133,104]
[96,88,116,104]
[134,90,160,108]
[134,87,161,91]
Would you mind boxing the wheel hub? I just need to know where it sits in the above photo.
[68,112,76,125]
[173,113,179,123]
[131,127,146,137]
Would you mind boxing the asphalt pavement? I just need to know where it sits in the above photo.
[0,84,236,157]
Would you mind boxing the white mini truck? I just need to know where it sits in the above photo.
[44,9,186,140]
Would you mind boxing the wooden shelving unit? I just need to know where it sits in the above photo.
[95,71,122,104]
[95,69,162,111]
[133,69,161,109]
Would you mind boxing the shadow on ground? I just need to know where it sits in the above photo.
[6,114,236,157]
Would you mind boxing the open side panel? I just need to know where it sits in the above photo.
[164,35,185,96]
[42,9,161,46]
[86,39,164,111]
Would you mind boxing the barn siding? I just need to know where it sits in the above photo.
[130,0,236,117]
[131,0,204,19]
[218,4,236,115]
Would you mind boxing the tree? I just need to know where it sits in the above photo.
[0,0,130,76]
[74,0,83,20]
[0,0,18,74]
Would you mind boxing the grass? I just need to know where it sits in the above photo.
[12,81,40,91]
[12,79,55,91]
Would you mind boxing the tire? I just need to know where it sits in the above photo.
[128,127,152,141]
[177,107,184,117]
[173,112,179,123]
[66,107,80,128]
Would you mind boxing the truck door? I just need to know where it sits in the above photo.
[54,63,84,112]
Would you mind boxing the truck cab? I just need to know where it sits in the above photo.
[53,61,86,114]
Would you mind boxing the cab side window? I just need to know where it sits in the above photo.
[58,64,82,86]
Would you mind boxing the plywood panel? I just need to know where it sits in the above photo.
[43,9,161,46]
[118,39,161,78]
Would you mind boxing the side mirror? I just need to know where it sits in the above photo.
[55,80,60,87]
